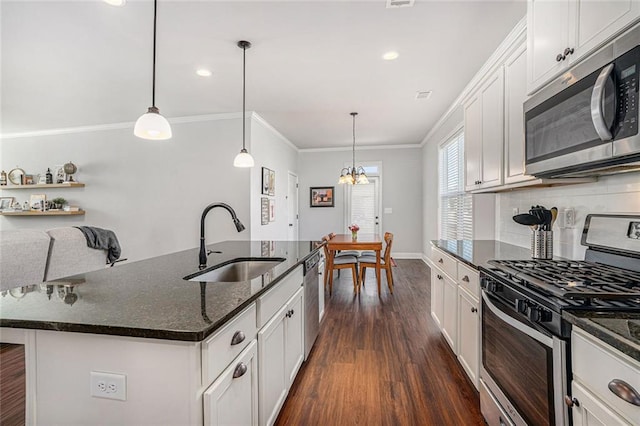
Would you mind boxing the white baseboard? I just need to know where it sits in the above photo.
[392,252,423,259]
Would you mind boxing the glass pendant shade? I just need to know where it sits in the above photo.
[233,149,255,167]
[134,107,172,140]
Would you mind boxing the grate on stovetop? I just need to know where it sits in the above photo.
[487,260,640,302]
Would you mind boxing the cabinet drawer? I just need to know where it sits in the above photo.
[202,303,257,385]
[257,266,303,329]
[572,328,640,423]
[430,247,457,279]
[457,263,479,300]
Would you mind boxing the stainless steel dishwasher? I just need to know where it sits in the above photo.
[303,251,320,359]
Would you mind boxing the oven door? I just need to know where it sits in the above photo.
[480,291,568,426]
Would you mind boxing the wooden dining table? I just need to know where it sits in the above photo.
[325,234,383,294]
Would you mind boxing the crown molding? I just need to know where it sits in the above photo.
[251,113,299,152]
[299,143,421,153]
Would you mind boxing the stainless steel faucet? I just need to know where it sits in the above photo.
[199,203,245,269]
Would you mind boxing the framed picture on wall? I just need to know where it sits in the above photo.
[261,167,270,195]
[268,169,275,196]
[310,186,334,207]
[269,199,275,222]
[261,197,269,225]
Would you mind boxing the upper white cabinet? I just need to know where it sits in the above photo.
[464,69,505,192]
[527,0,640,93]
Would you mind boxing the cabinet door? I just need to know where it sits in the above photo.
[430,268,444,329]
[464,95,482,191]
[527,0,573,93]
[457,288,479,389]
[571,381,629,426]
[442,275,458,352]
[504,43,532,184]
[285,287,304,387]
[258,306,287,426]
[574,0,640,64]
[480,68,504,189]
[204,340,258,426]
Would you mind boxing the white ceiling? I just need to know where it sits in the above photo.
[1,0,526,149]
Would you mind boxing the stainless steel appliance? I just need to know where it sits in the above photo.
[479,214,640,426]
[524,24,640,178]
[303,251,320,359]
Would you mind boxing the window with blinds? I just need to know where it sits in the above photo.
[349,180,376,234]
[439,131,473,240]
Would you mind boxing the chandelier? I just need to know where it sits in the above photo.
[338,112,369,185]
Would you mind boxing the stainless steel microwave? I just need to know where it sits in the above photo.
[524,24,640,178]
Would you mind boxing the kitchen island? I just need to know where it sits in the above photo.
[0,240,321,425]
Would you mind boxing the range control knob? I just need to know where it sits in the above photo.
[528,306,552,323]
[515,299,528,314]
[486,281,502,293]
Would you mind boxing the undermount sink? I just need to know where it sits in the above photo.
[185,258,285,283]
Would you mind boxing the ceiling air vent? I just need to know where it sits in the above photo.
[415,90,432,100]
[386,0,415,8]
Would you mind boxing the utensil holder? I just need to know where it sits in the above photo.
[531,230,553,259]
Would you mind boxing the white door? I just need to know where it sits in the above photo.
[287,172,299,241]
[345,177,380,235]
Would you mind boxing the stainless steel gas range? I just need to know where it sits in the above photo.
[479,214,640,426]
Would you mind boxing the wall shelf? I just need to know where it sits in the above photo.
[0,210,85,217]
[0,182,85,190]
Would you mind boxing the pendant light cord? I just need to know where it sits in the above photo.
[242,44,246,150]
[352,112,357,170]
[151,0,158,107]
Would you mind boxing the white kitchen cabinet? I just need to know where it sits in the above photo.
[457,287,479,388]
[430,268,444,329]
[464,68,504,191]
[503,42,532,185]
[258,287,305,426]
[204,340,258,426]
[527,0,640,93]
[442,273,458,352]
[571,381,628,426]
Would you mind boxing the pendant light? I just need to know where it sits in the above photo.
[134,0,172,140]
[338,112,369,185]
[233,40,255,168]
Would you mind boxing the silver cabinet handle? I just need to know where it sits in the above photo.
[608,379,640,406]
[591,63,614,141]
[232,362,247,379]
[462,275,470,282]
[230,330,245,346]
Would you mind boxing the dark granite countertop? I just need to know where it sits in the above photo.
[430,239,537,269]
[0,240,321,342]
[563,311,640,362]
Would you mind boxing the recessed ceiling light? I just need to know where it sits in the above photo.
[196,69,212,77]
[103,0,126,6]
[382,51,399,61]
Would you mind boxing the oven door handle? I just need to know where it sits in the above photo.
[482,291,553,348]
[590,63,614,141]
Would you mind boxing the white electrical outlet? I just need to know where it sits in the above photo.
[512,207,519,216]
[90,371,126,401]
[565,208,576,228]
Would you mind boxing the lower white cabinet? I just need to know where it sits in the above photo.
[571,381,628,426]
[258,287,305,426]
[430,268,444,328]
[204,340,258,426]
[457,287,479,387]
[442,275,458,352]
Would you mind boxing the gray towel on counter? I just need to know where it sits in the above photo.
[74,226,122,264]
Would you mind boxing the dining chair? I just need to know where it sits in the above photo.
[322,235,359,295]
[358,232,394,295]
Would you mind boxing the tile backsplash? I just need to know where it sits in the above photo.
[496,172,640,260]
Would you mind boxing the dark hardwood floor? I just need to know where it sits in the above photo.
[0,343,25,426]
[275,259,485,426]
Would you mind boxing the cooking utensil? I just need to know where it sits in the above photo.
[550,207,558,229]
[513,214,543,227]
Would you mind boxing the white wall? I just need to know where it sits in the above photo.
[298,147,423,255]
[249,115,299,241]
[0,116,256,263]
[496,173,640,260]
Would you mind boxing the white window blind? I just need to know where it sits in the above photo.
[439,131,473,240]
[350,182,376,234]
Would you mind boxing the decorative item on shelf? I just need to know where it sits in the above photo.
[29,194,46,211]
[54,165,65,184]
[338,112,369,185]
[45,168,53,184]
[50,197,67,210]
[7,167,24,185]
[348,223,360,240]
[310,186,335,207]
[63,205,80,212]
[233,40,255,168]
[0,170,6,186]
[134,0,172,140]
[63,161,77,182]
[23,174,34,185]
[0,197,14,211]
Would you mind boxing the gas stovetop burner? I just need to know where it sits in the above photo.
[486,259,640,304]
